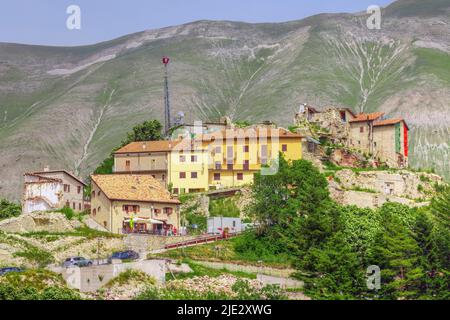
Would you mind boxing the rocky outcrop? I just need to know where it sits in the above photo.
[329,169,444,208]
[0,211,82,233]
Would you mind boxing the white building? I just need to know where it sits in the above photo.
[207,217,242,235]
[23,167,87,214]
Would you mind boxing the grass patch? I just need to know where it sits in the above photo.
[170,259,257,281]
[0,269,82,300]
[20,227,123,240]
[154,236,292,268]
[104,270,156,288]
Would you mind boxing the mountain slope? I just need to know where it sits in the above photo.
[0,0,449,200]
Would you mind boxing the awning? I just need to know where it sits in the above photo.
[123,218,164,224]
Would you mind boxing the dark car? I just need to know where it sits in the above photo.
[108,250,140,263]
[0,267,23,276]
[63,257,93,268]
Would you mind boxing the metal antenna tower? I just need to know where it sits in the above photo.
[162,56,171,135]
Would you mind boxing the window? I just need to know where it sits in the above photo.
[179,155,186,162]
[215,162,222,170]
[243,145,249,153]
[233,221,236,227]
[227,164,233,171]
[103,221,107,228]
[179,172,186,179]
[78,203,81,210]
[152,175,156,178]
[214,173,221,181]
[163,207,173,215]
[374,142,377,148]
[77,186,81,194]
[97,190,101,196]
[72,202,76,209]
[191,172,198,179]
[227,146,233,158]
[191,155,197,162]
[215,146,221,153]
[98,206,101,212]
[122,205,139,213]
[173,188,179,195]
[91,191,95,198]
[282,144,288,152]
[162,174,165,181]
[125,160,131,169]
[360,127,364,133]
[340,111,346,122]
[64,184,70,192]
[92,208,96,216]
[237,173,244,181]
[244,160,250,171]
[154,208,161,214]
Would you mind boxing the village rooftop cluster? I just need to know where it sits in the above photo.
[23,107,409,236]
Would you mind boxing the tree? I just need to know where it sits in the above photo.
[370,207,422,299]
[123,120,163,144]
[431,185,450,229]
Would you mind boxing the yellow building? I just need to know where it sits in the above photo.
[90,174,180,235]
[113,127,303,194]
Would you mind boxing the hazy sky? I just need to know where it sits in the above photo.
[0,0,395,46]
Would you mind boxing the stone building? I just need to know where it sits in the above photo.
[294,104,409,168]
[90,174,181,235]
[23,167,87,214]
[348,113,409,168]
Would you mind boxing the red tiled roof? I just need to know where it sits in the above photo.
[374,118,409,130]
[350,112,385,123]
[91,174,180,204]
[114,140,180,154]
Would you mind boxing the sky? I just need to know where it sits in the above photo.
[0,0,395,46]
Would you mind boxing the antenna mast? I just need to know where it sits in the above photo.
[162,56,171,135]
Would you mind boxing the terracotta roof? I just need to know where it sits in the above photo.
[374,118,409,130]
[350,112,385,123]
[114,140,180,154]
[91,174,180,204]
[28,170,86,186]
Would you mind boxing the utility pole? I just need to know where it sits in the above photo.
[162,56,171,136]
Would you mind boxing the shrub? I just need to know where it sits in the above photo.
[0,199,21,220]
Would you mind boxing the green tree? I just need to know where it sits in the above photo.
[370,208,422,299]
[123,120,163,144]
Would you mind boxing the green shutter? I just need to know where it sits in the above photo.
[395,123,401,153]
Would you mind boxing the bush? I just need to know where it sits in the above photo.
[0,269,81,300]
[0,199,21,220]
[58,206,75,220]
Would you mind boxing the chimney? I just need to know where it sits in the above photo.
[43,165,50,172]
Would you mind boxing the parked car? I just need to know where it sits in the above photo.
[108,250,140,263]
[63,257,93,268]
[0,267,23,276]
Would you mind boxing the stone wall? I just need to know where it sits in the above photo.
[59,259,166,293]
[329,169,444,209]
[334,169,442,199]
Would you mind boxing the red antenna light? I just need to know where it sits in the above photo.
[162,56,170,65]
